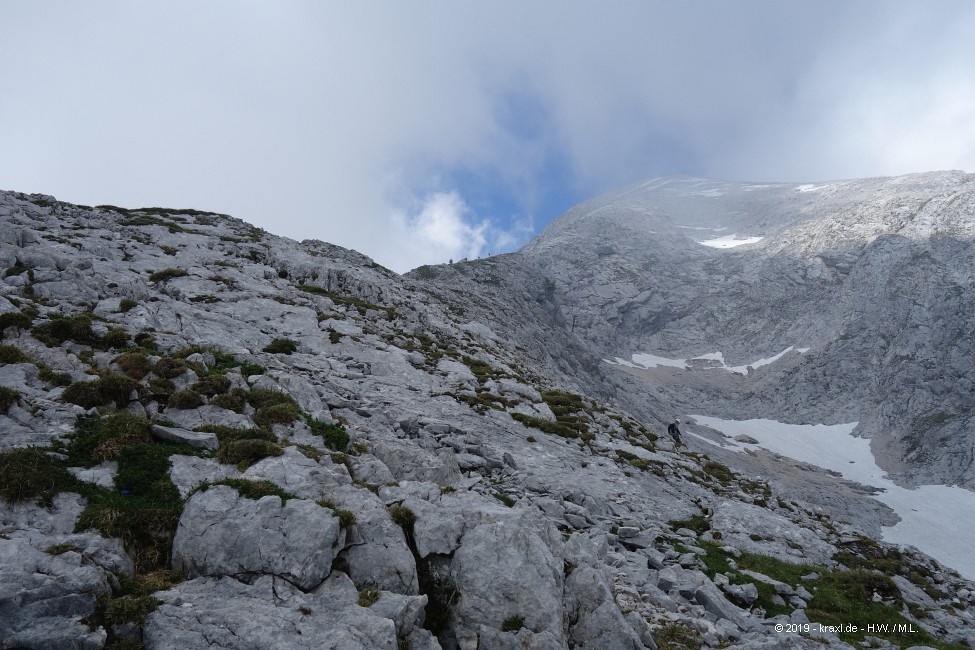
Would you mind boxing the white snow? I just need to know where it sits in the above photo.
[606,346,803,375]
[727,347,796,374]
[630,352,689,369]
[797,183,830,192]
[697,234,764,248]
[689,415,975,580]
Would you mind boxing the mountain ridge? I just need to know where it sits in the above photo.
[425,171,975,491]
[2,182,974,649]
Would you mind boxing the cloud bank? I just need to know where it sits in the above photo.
[1,1,974,272]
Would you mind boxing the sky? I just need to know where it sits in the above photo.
[2,2,975,273]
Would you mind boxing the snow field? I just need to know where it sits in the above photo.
[688,415,975,580]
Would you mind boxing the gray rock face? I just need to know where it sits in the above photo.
[150,423,218,449]
[711,501,836,565]
[371,439,461,487]
[0,493,133,650]
[0,537,111,649]
[172,485,342,590]
[564,565,643,649]
[330,485,419,595]
[243,445,352,499]
[3,184,975,650]
[418,172,975,491]
[144,574,398,650]
[450,521,565,644]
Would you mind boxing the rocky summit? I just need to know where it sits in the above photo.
[1,176,974,650]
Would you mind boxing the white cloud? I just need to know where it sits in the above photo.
[1,1,974,272]
[386,192,485,271]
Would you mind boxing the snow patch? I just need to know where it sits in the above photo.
[697,234,764,248]
[689,415,975,581]
[606,347,804,375]
[797,184,830,192]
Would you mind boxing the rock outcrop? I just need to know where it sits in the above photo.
[2,184,975,649]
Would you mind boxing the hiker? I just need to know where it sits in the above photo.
[668,418,682,445]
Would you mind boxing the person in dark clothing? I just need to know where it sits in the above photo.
[668,418,682,445]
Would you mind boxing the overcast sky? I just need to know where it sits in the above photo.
[2,2,974,272]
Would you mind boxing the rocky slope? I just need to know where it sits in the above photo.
[417,172,975,491]
[1,187,974,650]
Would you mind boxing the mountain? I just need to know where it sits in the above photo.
[418,172,975,490]
[1,182,974,650]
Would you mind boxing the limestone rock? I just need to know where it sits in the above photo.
[144,574,398,649]
[371,439,461,487]
[150,423,218,449]
[450,521,565,644]
[710,501,836,565]
[172,485,342,590]
[330,485,419,595]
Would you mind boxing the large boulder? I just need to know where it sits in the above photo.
[172,485,342,590]
[450,521,565,645]
[144,574,398,649]
[243,445,352,498]
[331,485,419,595]
[371,439,461,487]
[564,565,643,649]
[0,538,111,650]
[0,493,132,650]
[403,491,513,559]
[710,501,836,565]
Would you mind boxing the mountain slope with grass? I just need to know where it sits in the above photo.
[2,187,974,650]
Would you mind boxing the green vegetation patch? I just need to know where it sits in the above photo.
[67,411,152,462]
[253,402,303,428]
[668,514,711,535]
[834,535,946,601]
[62,373,136,409]
[263,338,298,354]
[246,387,296,409]
[298,284,396,319]
[217,439,284,469]
[511,412,580,439]
[492,492,516,507]
[194,424,275,445]
[687,541,963,648]
[461,356,506,383]
[191,374,231,396]
[0,310,33,331]
[206,478,294,502]
[75,446,184,572]
[500,615,525,632]
[152,356,188,379]
[118,214,190,234]
[389,504,417,531]
[115,351,152,380]
[307,417,350,451]
[0,343,31,364]
[654,623,704,650]
[510,390,595,439]
[31,313,128,350]
[0,386,20,414]
[37,364,73,386]
[167,389,204,410]
[148,268,188,283]
[702,460,736,486]
[358,588,381,607]
[615,449,656,471]
[0,447,77,504]
[210,387,247,412]
[104,594,162,625]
